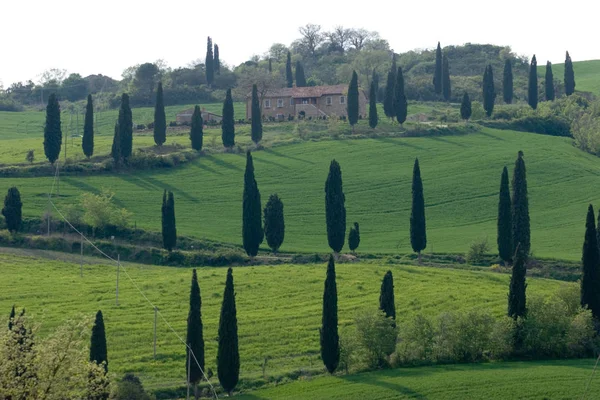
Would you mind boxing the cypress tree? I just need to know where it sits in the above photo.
[217,268,239,396]
[320,255,339,374]
[347,70,359,132]
[2,186,22,233]
[295,61,307,87]
[153,82,166,146]
[410,158,427,263]
[43,93,62,164]
[379,270,396,323]
[433,42,443,95]
[111,122,121,165]
[528,55,538,110]
[512,151,530,257]
[251,84,263,145]
[161,190,177,252]
[268,58,272,73]
[460,92,472,121]
[508,246,527,319]
[442,54,451,101]
[206,37,214,86]
[8,305,15,330]
[564,51,576,96]
[545,61,555,101]
[325,160,346,254]
[498,167,513,265]
[482,65,496,117]
[372,70,379,102]
[90,310,108,372]
[503,59,513,104]
[383,56,397,118]
[368,80,378,129]
[263,194,285,253]
[214,44,221,75]
[118,93,133,161]
[82,94,94,158]
[581,205,600,319]
[242,151,263,257]
[186,269,205,395]
[189,105,204,151]
[348,222,360,253]
[286,51,293,88]
[221,89,235,148]
[393,67,407,125]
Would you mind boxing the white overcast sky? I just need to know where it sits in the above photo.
[1,0,598,86]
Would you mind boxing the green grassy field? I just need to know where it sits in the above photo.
[238,359,600,399]
[0,252,565,393]
[539,59,600,97]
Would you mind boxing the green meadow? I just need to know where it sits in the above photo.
[539,59,600,97]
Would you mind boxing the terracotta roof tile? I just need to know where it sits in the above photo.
[257,84,348,98]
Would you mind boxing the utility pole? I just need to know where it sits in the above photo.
[153,306,158,359]
[116,254,120,306]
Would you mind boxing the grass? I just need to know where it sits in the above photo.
[0,252,566,393]
[539,59,600,97]
[237,359,600,399]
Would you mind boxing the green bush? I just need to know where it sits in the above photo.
[354,310,398,369]
[466,238,490,265]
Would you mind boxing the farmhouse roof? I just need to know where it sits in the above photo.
[254,84,348,99]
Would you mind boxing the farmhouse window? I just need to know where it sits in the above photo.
[340,96,346,104]
[277,99,284,108]
[326,96,332,105]
[290,98,294,106]
[264,99,271,108]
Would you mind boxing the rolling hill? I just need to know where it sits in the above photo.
[540,59,600,97]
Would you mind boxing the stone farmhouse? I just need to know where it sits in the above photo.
[246,84,367,120]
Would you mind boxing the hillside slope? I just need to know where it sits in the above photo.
[540,60,600,97]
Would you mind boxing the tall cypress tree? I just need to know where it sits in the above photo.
[581,205,600,319]
[393,67,407,125]
[214,44,221,75]
[379,270,396,324]
[111,122,120,165]
[206,37,214,86]
[161,190,177,252]
[528,55,538,110]
[242,151,263,257]
[221,89,235,148]
[433,42,443,95]
[295,61,307,87]
[348,222,360,253]
[383,56,397,119]
[90,310,108,372]
[154,82,166,146]
[8,305,15,330]
[320,255,339,374]
[325,160,346,254]
[189,105,204,151]
[460,92,472,121]
[545,61,555,101]
[347,70,359,132]
[268,58,272,73]
[442,54,451,101]
[503,59,513,104]
[512,151,530,257]
[251,84,263,145]
[43,93,62,164]
[482,65,496,117]
[186,269,205,395]
[217,268,239,396]
[368,79,378,129]
[2,186,22,233]
[498,167,513,265]
[82,94,94,158]
[410,158,427,263]
[285,51,293,88]
[508,245,527,319]
[263,194,285,253]
[564,51,576,96]
[118,93,133,161]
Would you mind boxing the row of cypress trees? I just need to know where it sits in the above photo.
[382,57,408,124]
[432,42,451,101]
[283,51,308,88]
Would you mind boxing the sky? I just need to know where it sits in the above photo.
[1,0,598,87]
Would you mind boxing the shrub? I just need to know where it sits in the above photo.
[466,238,490,264]
[80,189,132,231]
[25,150,35,164]
[433,310,495,363]
[354,310,398,369]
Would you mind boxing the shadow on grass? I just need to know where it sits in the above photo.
[204,154,244,172]
[62,177,126,208]
[429,136,467,148]
[262,147,315,165]
[339,370,427,399]
[117,174,199,203]
[374,136,425,151]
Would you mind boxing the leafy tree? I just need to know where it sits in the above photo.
[503,59,513,104]
[383,56,397,119]
[545,61,555,101]
[214,43,221,75]
[80,189,132,232]
[82,94,94,158]
[460,92,471,121]
[112,374,152,400]
[482,65,496,117]
[379,270,396,322]
[43,93,62,164]
[251,84,263,145]
[161,190,177,252]
[393,67,407,125]
[189,105,204,151]
[410,158,427,263]
[206,37,214,86]
[508,245,527,319]
[564,51,576,96]
[2,186,22,233]
[118,93,133,161]
[221,89,235,148]
[295,61,307,87]
[153,82,166,146]
[512,151,530,257]
[348,222,360,252]
[368,79,378,129]
[186,269,205,398]
[286,51,293,88]
[320,255,339,374]
[26,150,35,164]
[111,122,121,165]
[347,70,359,131]
[263,194,285,253]
[371,70,379,102]
[433,42,443,95]
[325,160,346,254]
[90,310,108,372]
[528,55,538,110]
[354,310,397,369]
[242,151,263,257]
[217,268,239,396]
[581,205,600,320]
[497,166,513,265]
[442,54,451,101]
